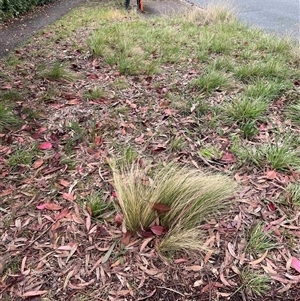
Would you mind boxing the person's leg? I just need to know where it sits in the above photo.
[137,0,144,11]
[125,0,130,9]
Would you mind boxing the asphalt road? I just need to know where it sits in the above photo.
[191,0,300,39]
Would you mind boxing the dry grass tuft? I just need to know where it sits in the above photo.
[110,162,237,254]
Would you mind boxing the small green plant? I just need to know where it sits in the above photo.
[0,90,23,101]
[199,144,221,160]
[285,101,300,126]
[244,79,291,101]
[169,136,186,151]
[40,62,74,81]
[225,96,268,123]
[233,140,300,171]
[86,192,114,218]
[84,88,106,101]
[240,121,259,139]
[8,148,34,168]
[245,223,275,256]
[285,183,300,207]
[0,104,19,130]
[192,69,233,94]
[234,59,288,82]
[239,267,270,297]
[110,162,236,254]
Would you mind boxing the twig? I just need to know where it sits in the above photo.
[157,286,184,296]
[198,154,223,172]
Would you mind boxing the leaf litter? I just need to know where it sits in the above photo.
[0,2,300,301]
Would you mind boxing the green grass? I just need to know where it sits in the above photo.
[285,101,300,126]
[0,104,19,130]
[191,68,233,94]
[285,183,300,208]
[8,148,35,169]
[110,162,236,254]
[83,88,106,100]
[85,192,114,218]
[239,268,270,297]
[245,223,275,256]
[232,138,300,171]
[225,96,268,123]
[40,62,74,81]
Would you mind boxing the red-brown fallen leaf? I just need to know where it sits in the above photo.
[266,170,277,180]
[121,231,132,246]
[62,193,74,202]
[96,225,110,237]
[139,230,155,238]
[94,135,102,146]
[39,142,53,150]
[114,213,123,227]
[268,201,276,211]
[150,225,166,236]
[201,282,223,293]
[221,152,236,163]
[291,257,300,273]
[36,203,62,211]
[33,158,44,169]
[55,208,69,221]
[174,258,188,264]
[185,265,203,271]
[152,203,171,213]
[86,205,92,216]
[59,179,70,187]
[0,189,13,197]
[21,291,48,297]
[67,98,80,105]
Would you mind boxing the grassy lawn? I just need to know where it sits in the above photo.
[1,1,300,300]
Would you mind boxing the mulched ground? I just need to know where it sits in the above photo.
[1,2,300,301]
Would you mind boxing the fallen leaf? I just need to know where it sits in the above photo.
[36,203,62,211]
[152,203,171,213]
[221,152,236,163]
[62,193,74,202]
[67,98,80,105]
[150,225,166,236]
[121,231,132,246]
[114,213,123,227]
[266,170,277,180]
[55,208,69,221]
[102,242,116,264]
[250,250,268,265]
[33,158,44,169]
[268,201,276,211]
[291,257,300,273]
[21,291,48,297]
[59,179,70,187]
[185,265,202,271]
[94,135,102,146]
[39,142,52,150]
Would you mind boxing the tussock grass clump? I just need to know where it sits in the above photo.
[111,162,237,254]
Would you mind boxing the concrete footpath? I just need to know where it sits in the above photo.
[0,0,191,58]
